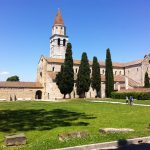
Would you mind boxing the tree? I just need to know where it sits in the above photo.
[6,75,19,81]
[91,56,101,98]
[144,72,150,88]
[76,52,91,98]
[105,48,114,97]
[56,64,66,97]
[55,43,74,98]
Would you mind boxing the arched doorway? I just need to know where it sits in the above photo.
[35,90,42,99]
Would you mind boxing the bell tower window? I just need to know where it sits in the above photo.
[63,39,66,46]
[58,38,60,46]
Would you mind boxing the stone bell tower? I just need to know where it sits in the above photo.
[50,9,69,59]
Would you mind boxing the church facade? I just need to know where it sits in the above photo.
[0,10,150,101]
[36,10,150,100]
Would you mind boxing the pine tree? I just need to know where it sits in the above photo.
[91,56,101,97]
[105,48,114,97]
[55,43,74,98]
[144,72,150,88]
[76,52,91,98]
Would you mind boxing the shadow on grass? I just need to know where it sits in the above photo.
[0,109,96,132]
[109,139,150,150]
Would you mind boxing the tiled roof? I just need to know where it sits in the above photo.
[0,82,43,88]
[99,61,125,68]
[45,57,143,68]
[128,78,142,87]
[54,9,64,25]
[46,57,93,65]
[46,58,124,67]
[124,59,143,67]
[119,88,150,93]
[101,75,125,82]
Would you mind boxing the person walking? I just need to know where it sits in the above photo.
[129,96,134,106]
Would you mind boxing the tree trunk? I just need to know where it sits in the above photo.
[69,94,71,99]
[63,94,66,99]
[96,90,101,98]
[79,92,85,98]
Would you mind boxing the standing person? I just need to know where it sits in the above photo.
[126,96,129,104]
[129,96,134,106]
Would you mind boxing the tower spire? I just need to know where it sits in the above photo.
[54,9,64,25]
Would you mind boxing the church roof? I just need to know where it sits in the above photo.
[123,59,143,67]
[45,57,124,68]
[101,75,125,82]
[45,57,143,68]
[54,9,64,25]
[0,82,43,88]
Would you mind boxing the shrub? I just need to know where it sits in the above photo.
[111,92,150,100]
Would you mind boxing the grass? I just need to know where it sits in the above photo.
[87,98,150,105]
[0,99,150,150]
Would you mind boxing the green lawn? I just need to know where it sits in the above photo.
[87,98,150,105]
[0,100,150,150]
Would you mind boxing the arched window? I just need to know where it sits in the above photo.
[120,71,121,75]
[52,67,55,71]
[63,39,66,46]
[102,70,105,74]
[58,38,60,46]
[40,72,42,77]
[76,68,78,73]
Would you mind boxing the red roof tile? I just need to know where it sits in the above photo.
[54,9,64,25]
[0,82,43,88]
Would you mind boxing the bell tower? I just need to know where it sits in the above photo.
[50,9,69,59]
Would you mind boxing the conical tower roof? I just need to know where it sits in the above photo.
[54,9,64,25]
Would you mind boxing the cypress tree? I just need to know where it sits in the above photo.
[56,64,65,97]
[91,56,101,97]
[55,43,74,98]
[144,72,150,88]
[76,52,91,98]
[105,48,114,97]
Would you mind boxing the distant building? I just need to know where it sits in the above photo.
[0,9,150,101]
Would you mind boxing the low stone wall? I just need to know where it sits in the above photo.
[0,88,42,101]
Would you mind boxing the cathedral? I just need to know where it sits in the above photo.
[0,10,150,101]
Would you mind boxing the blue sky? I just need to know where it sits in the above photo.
[0,0,150,81]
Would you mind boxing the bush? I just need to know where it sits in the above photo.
[111,92,150,100]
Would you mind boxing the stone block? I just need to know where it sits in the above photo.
[58,131,89,141]
[99,128,134,134]
[5,134,26,146]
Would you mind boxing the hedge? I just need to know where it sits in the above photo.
[111,92,150,100]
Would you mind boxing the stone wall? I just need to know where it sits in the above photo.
[125,64,142,85]
[0,88,42,101]
[141,55,150,86]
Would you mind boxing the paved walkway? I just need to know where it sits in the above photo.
[87,100,150,107]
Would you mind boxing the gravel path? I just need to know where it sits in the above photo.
[88,100,150,107]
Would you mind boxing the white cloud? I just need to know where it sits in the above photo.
[0,71,10,75]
